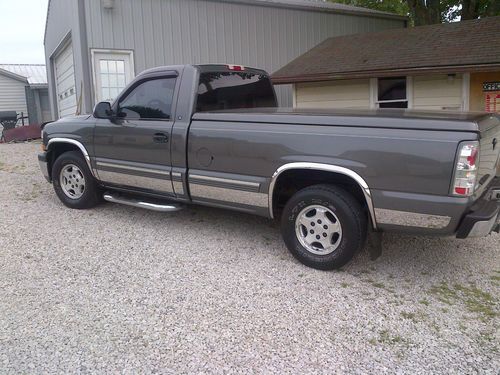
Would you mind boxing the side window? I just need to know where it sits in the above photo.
[118,77,176,120]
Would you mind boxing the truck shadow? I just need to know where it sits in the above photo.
[99,201,497,282]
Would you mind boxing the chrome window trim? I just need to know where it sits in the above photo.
[374,208,451,229]
[96,161,171,176]
[268,162,377,229]
[47,138,97,178]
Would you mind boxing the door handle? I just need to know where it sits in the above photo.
[153,133,169,143]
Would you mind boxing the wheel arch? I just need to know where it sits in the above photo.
[268,162,377,229]
[46,138,96,179]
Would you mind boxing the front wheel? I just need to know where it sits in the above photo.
[52,151,102,209]
[281,184,367,270]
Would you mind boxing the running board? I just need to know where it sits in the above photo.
[103,192,184,212]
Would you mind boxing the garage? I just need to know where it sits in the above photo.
[54,41,77,118]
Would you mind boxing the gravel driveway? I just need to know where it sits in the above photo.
[0,142,499,374]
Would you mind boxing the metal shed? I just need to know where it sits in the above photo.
[44,0,406,119]
[0,64,51,125]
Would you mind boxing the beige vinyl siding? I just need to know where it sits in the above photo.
[295,80,370,109]
[413,74,463,111]
[0,73,27,115]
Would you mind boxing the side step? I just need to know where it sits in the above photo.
[103,192,184,212]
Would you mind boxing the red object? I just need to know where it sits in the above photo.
[467,148,478,167]
[227,64,245,71]
[455,187,467,195]
[2,124,41,143]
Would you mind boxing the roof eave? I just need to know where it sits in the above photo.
[0,68,29,83]
[272,63,500,84]
[209,0,408,21]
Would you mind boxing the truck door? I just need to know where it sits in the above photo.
[93,74,178,196]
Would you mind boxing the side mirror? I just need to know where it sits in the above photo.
[93,101,113,118]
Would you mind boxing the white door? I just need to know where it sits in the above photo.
[92,51,134,103]
[54,42,77,118]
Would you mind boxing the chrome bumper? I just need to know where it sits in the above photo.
[38,153,50,182]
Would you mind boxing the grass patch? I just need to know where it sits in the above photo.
[428,282,497,321]
[419,299,430,306]
[341,282,349,288]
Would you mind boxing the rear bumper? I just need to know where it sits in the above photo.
[38,152,51,182]
[456,182,500,238]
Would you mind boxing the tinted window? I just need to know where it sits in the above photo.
[118,78,176,120]
[196,72,277,112]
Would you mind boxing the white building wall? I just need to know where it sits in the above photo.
[295,79,370,109]
[294,74,466,111]
[413,74,463,111]
[0,74,28,115]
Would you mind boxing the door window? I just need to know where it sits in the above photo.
[118,78,176,120]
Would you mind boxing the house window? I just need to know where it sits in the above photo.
[92,50,134,103]
[99,60,127,102]
[377,77,408,108]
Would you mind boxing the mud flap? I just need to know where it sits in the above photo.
[368,231,383,261]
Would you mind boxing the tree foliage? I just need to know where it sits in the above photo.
[329,0,500,25]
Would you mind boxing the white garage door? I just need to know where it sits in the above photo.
[54,42,77,118]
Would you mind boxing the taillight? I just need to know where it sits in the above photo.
[453,141,479,196]
[227,64,245,71]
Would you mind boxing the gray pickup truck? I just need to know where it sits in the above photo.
[39,64,500,270]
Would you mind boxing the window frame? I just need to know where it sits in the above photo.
[113,73,179,122]
[91,49,135,104]
[370,76,413,109]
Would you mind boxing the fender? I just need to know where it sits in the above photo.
[47,138,98,178]
[268,162,377,229]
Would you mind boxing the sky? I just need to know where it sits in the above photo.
[0,0,49,64]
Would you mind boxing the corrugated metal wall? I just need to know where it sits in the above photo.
[0,74,28,115]
[83,0,404,105]
[44,0,87,118]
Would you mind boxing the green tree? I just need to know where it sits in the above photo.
[329,0,500,25]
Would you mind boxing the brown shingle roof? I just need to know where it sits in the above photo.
[272,16,500,84]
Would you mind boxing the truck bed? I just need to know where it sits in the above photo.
[193,108,498,133]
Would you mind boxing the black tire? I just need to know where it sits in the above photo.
[281,184,367,270]
[52,150,102,209]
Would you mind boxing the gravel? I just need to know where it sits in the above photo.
[0,142,499,374]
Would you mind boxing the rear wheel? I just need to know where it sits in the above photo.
[281,184,367,270]
[52,151,102,209]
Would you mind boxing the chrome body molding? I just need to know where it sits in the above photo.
[47,138,96,177]
[97,169,174,194]
[268,162,377,229]
[189,183,268,208]
[189,174,260,191]
[374,208,451,229]
[96,161,171,176]
[103,193,183,212]
[171,171,184,196]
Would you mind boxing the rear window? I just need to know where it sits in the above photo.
[196,72,277,112]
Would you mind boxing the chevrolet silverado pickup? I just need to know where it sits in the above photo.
[39,64,500,270]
